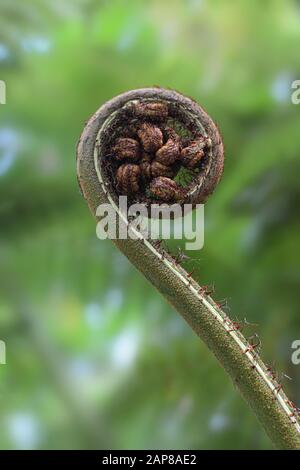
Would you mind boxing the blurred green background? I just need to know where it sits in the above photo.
[0,0,300,450]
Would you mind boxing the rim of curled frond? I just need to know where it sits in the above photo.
[88,88,225,210]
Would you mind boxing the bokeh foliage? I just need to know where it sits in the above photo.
[0,0,300,449]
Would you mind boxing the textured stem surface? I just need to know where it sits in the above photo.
[77,88,300,449]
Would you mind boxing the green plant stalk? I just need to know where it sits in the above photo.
[77,88,300,449]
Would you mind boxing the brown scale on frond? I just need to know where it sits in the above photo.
[151,160,177,178]
[139,153,152,183]
[163,127,181,143]
[181,137,208,168]
[155,139,180,166]
[137,123,163,153]
[133,101,169,121]
[149,177,184,202]
[181,148,205,169]
[113,138,140,162]
[116,164,140,194]
[182,137,207,155]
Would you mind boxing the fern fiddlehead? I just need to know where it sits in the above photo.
[77,87,300,449]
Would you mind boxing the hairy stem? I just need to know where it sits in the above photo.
[77,88,300,449]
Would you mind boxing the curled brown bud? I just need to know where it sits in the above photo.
[149,177,183,202]
[181,148,205,169]
[155,139,180,166]
[137,123,163,153]
[163,127,180,143]
[133,101,168,121]
[113,138,140,162]
[116,163,140,194]
[139,153,152,182]
[180,137,207,168]
[151,160,177,178]
[185,136,207,152]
